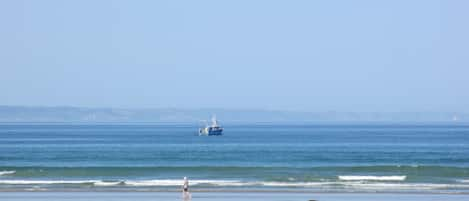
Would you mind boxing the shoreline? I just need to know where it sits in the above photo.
[0,188,468,194]
[1,192,468,201]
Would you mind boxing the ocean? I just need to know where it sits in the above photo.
[0,123,469,193]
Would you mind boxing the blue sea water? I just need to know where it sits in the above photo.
[0,123,469,192]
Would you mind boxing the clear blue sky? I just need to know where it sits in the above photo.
[1,0,468,112]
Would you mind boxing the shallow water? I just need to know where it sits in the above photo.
[1,192,469,201]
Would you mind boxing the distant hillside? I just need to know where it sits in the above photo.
[0,106,467,123]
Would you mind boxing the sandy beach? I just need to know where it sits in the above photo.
[1,192,468,201]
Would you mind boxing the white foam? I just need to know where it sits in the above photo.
[123,180,328,187]
[124,179,242,187]
[262,181,469,190]
[0,171,16,176]
[24,186,47,191]
[124,180,181,186]
[1,179,468,191]
[338,175,406,181]
[339,182,469,190]
[260,181,331,187]
[93,181,123,186]
[459,179,469,183]
[0,180,121,186]
[0,180,98,185]
[254,181,469,190]
[0,179,211,186]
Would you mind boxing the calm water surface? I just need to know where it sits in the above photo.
[0,124,468,192]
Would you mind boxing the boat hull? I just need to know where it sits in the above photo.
[207,129,223,136]
[199,128,223,136]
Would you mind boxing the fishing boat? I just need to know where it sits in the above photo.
[199,116,223,136]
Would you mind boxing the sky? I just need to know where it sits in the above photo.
[1,0,468,112]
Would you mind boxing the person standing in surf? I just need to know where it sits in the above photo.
[182,177,191,200]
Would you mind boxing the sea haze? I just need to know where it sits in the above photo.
[0,106,468,123]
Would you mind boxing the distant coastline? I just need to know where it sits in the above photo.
[0,105,467,123]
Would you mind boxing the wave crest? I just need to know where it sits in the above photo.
[0,171,16,176]
[338,175,406,181]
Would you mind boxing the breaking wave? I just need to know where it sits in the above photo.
[0,180,97,185]
[1,179,469,191]
[0,171,16,176]
[338,175,406,181]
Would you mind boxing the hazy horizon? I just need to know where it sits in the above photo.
[1,104,468,114]
[1,0,468,112]
[0,105,467,123]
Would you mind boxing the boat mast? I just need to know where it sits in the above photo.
[211,115,218,127]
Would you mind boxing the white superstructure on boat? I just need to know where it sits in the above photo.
[199,116,223,136]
